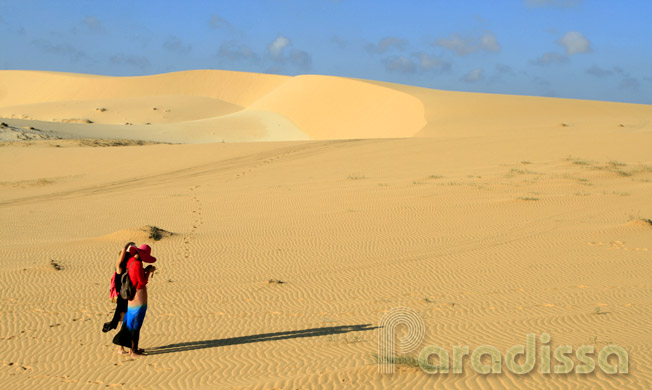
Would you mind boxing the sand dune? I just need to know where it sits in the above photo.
[1,70,651,389]
[250,75,426,139]
[3,69,650,143]
[378,81,652,138]
[0,70,288,107]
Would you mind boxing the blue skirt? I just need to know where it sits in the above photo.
[112,304,147,348]
[124,304,148,331]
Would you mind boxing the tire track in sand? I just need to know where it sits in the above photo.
[0,139,379,208]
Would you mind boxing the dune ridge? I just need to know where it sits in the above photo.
[2,69,650,143]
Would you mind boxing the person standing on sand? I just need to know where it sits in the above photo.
[103,242,135,333]
[112,244,157,357]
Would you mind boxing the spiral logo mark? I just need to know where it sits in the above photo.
[378,306,425,374]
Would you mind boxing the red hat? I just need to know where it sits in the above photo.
[129,244,157,263]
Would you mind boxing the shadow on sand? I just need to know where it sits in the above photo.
[146,324,377,355]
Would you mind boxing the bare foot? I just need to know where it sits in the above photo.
[129,350,144,357]
[116,347,128,355]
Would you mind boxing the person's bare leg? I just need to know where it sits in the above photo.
[129,331,144,357]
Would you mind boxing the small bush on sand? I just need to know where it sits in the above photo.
[146,225,173,241]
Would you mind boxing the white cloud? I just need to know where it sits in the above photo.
[266,35,312,72]
[532,51,569,66]
[434,31,500,56]
[290,49,312,71]
[619,77,639,90]
[586,65,614,78]
[612,66,625,75]
[495,64,514,75]
[384,56,416,73]
[366,37,409,54]
[269,35,291,59]
[218,41,258,62]
[557,31,591,55]
[463,68,483,83]
[480,32,500,52]
[380,52,450,74]
[109,53,151,71]
[31,40,88,62]
[488,64,515,83]
[208,15,231,29]
[163,36,191,55]
[83,16,102,32]
[435,34,472,56]
[415,52,451,72]
[331,35,347,49]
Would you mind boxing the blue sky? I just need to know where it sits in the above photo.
[1,0,651,104]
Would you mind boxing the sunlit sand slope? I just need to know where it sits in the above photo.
[3,70,649,143]
[0,70,288,107]
[366,79,652,138]
[250,75,426,139]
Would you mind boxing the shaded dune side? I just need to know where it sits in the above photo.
[0,95,246,125]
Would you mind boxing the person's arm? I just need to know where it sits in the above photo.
[115,242,135,274]
[115,249,126,274]
[144,265,156,280]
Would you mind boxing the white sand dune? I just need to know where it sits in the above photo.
[1,70,651,389]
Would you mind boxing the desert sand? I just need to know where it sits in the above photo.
[1,69,651,389]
